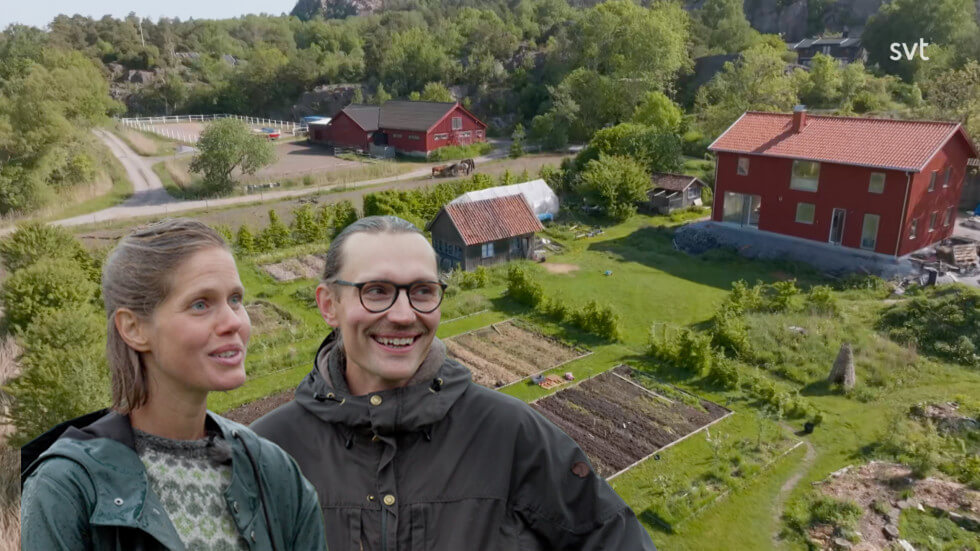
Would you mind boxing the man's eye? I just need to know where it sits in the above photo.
[364,285,389,296]
[191,300,207,311]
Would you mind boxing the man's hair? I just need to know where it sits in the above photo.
[321,215,427,282]
[102,218,230,413]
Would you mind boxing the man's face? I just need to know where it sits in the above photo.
[316,232,440,395]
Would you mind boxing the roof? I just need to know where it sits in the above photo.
[450,179,559,217]
[793,37,861,49]
[650,173,703,192]
[438,195,543,246]
[380,101,458,132]
[708,112,979,172]
[340,104,380,131]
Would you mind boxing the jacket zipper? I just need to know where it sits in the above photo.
[381,507,387,551]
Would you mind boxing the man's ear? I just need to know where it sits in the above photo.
[114,308,152,352]
[315,283,340,327]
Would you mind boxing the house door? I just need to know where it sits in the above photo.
[722,192,762,228]
[829,208,846,245]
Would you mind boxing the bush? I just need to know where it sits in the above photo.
[0,222,98,279]
[878,286,980,368]
[427,142,494,162]
[710,304,752,358]
[332,200,359,237]
[0,258,98,334]
[212,224,234,244]
[6,308,110,446]
[235,224,256,256]
[506,265,545,308]
[649,324,716,375]
[259,210,292,249]
[806,285,838,315]
[570,299,622,341]
[458,266,489,290]
[766,279,801,312]
[290,204,322,244]
[809,496,863,529]
[707,357,741,389]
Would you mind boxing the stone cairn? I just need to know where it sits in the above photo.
[828,342,856,390]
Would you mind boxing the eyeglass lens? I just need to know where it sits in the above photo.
[359,282,443,313]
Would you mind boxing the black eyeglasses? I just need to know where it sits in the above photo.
[332,279,448,313]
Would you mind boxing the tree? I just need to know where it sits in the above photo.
[0,258,99,334]
[190,118,276,195]
[6,308,110,446]
[510,123,526,158]
[0,222,97,278]
[235,224,256,255]
[332,200,358,237]
[418,82,454,102]
[800,53,842,108]
[260,209,293,249]
[580,123,682,175]
[695,45,799,138]
[373,83,392,105]
[378,27,454,95]
[291,204,321,244]
[696,0,760,54]
[631,91,683,133]
[921,61,980,145]
[578,154,650,221]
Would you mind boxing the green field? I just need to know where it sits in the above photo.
[200,209,980,550]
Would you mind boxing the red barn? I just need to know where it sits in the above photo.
[310,100,487,157]
[708,108,978,257]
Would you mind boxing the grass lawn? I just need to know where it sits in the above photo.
[108,123,178,156]
[196,206,980,550]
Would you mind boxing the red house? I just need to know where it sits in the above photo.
[708,108,978,257]
[311,100,487,157]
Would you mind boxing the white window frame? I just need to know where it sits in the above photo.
[687,186,699,200]
[928,171,937,191]
[944,206,954,227]
[928,212,937,232]
[452,117,462,130]
[868,173,885,194]
[909,218,918,239]
[408,134,420,141]
[943,166,952,188]
[790,160,820,192]
[861,214,879,250]
[737,157,750,176]
[796,202,816,224]
[434,133,448,140]
[481,242,494,258]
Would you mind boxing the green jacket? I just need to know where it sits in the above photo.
[21,410,326,551]
[252,333,656,551]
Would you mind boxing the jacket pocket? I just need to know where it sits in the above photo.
[410,503,427,551]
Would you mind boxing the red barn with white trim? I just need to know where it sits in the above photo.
[311,100,487,157]
[708,108,978,257]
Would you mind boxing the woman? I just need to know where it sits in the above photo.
[21,218,326,550]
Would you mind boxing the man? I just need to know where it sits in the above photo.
[252,215,656,550]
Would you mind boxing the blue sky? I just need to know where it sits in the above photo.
[2,1,298,29]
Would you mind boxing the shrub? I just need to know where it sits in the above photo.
[506,265,545,307]
[766,279,800,312]
[0,258,98,334]
[290,204,321,244]
[571,299,622,341]
[459,266,490,290]
[427,142,494,162]
[725,280,764,313]
[707,357,741,389]
[6,308,110,446]
[540,297,569,322]
[212,224,234,244]
[710,304,752,358]
[809,496,863,529]
[878,286,980,367]
[0,222,98,280]
[806,285,838,315]
[259,210,293,249]
[332,200,359,237]
[235,224,256,255]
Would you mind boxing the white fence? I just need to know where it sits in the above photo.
[118,114,308,143]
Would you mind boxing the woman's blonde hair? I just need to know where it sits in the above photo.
[102,218,229,413]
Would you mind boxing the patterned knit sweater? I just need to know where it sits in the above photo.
[134,429,248,550]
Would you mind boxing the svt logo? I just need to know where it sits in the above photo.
[889,39,930,60]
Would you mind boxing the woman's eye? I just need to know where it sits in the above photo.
[191,301,207,311]
[229,294,243,306]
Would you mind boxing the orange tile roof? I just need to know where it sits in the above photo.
[709,112,978,172]
[443,195,543,246]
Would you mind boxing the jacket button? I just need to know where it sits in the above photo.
[383,494,396,506]
[232,501,239,513]
[250,531,256,541]
[371,434,380,442]
[113,498,124,506]
[367,495,376,502]
[370,395,383,406]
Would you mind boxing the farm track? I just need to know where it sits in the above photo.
[770,422,818,549]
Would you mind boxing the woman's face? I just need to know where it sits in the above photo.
[140,247,251,402]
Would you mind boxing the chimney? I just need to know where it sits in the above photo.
[842,26,849,39]
[792,105,808,133]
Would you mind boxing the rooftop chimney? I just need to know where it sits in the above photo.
[842,27,849,39]
[792,105,808,133]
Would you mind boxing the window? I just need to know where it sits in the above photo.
[868,173,885,194]
[408,134,420,140]
[737,157,750,176]
[481,242,494,258]
[434,133,448,140]
[796,203,816,224]
[944,166,952,188]
[861,214,880,250]
[392,133,403,138]
[475,130,483,137]
[459,131,472,138]
[790,160,820,192]
[928,171,937,191]
[909,218,918,239]
[929,212,937,232]
[945,206,954,227]
[452,117,462,130]
[687,186,699,200]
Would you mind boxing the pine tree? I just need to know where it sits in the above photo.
[235,224,256,255]
[510,123,526,158]
[332,200,359,237]
[261,209,293,248]
[291,204,321,244]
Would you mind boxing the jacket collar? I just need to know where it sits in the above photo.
[294,331,472,434]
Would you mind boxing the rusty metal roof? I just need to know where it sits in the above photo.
[709,111,978,172]
[442,195,543,246]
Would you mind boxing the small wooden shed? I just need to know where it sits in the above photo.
[645,173,706,214]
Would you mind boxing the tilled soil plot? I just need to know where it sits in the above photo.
[446,321,586,388]
[260,254,325,282]
[531,367,728,478]
[246,300,293,333]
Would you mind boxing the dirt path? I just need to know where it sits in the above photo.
[771,424,818,549]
